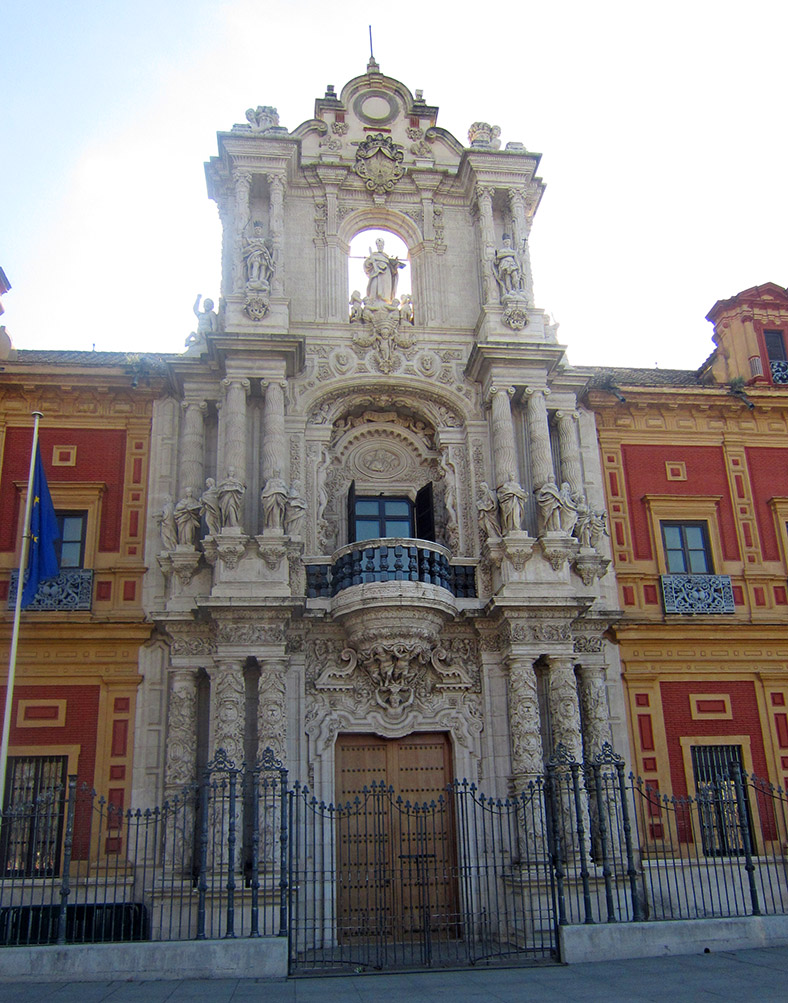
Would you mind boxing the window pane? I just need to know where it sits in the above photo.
[61,517,83,542]
[384,518,411,536]
[666,550,687,573]
[355,500,379,516]
[60,542,82,568]
[688,549,709,574]
[684,526,705,549]
[355,520,381,542]
[383,500,410,516]
[663,526,681,549]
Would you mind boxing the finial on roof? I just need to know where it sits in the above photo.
[367,25,379,72]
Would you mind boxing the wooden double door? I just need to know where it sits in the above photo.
[334,733,459,946]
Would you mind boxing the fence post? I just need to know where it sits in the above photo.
[544,762,566,926]
[731,761,760,917]
[278,761,288,938]
[225,767,237,937]
[618,764,643,921]
[196,768,210,939]
[590,760,615,923]
[570,760,593,924]
[249,764,260,938]
[56,775,78,945]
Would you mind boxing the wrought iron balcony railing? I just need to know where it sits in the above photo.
[7,570,94,611]
[306,539,476,599]
[771,360,788,384]
[660,573,735,615]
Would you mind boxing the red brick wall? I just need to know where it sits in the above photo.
[621,444,739,562]
[745,447,788,562]
[660,680,769,797]
[0,427,126,552]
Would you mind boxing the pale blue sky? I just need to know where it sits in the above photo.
[2,1,786,368]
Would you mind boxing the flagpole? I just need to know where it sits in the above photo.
[0,411,43,812]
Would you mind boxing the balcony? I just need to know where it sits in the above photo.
[306,539,477,599]
[7,570,94,611]
[770,360,788,384]
[660,574,734,615]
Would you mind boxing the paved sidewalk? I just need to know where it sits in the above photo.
[3,946,788,1002]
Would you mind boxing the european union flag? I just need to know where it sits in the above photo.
[21,444,60,608]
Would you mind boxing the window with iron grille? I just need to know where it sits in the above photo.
[690,744,752,857]
[661,521,713,574]
[0,755,67,877]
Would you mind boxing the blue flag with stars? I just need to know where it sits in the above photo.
[21,444,60,608]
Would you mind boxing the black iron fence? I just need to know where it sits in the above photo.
[2,743,788,969]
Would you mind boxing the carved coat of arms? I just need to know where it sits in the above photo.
[354,134,405,193]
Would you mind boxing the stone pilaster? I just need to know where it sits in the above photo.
[221,377,250,478]
[208,660,246,765]
[525,387,553,489]
[233,169,252,294]
[489,385,518,487]
[267,174,285,297]
[547,657,584,760]
[165,668,200,793]
[577,663,614,760]
[179,399,206,497]
[556,410,583,496]
[507,655,544,782]
[475,184,496,304]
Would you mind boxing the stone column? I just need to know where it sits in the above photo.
[547,657,584,759]
[257,659,287,764]
[267,174,285,297]
[555,410,583,496]
[475,184,496,304]
[577,663,614,760]
[261,380,287,484]
[547,657,591,856]
[207,660,246,872]
[179,399,206,497]
[215,183,234,300]
[489,385,518,487]
[164,668,200,872]
[221,378,250,478]
[507,655,544,783]
[233,169,252,294]
[525,387,553,489]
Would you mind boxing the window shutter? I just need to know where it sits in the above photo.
[346,480,356,544]
[415,482,435,542]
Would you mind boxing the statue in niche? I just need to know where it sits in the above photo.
[349,290,363,322]
[243,222,274,289]
[200,477,221,537]
[476,481,501,541]
[156,495,178,551]
[284,481,307,538]
[261,472,289,534]
[218,468,246,530]
[440,453,460,551]
[174,487,202,546]
[364,238,406,303]
[400,294,414,325]
[498,475,527,534]
[535,474,564,534]
[493,235,524,296]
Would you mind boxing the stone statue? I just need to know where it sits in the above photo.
[493,235,523,296]
[573,493,593,548]
[191,295,219,337]
[589,509,608,550]
[497,475,527,534]
[476,481,501,541]
[363,238,406,303]
[156,495,178,551]
[200,477,221,537]
[349,290,363,322]
[284,480,307,538]
[174,487,202,546]
[218,468,245,530]
[261,472,289,534]
[400,294,414,325]
[440,453,460,550]
[558,481,578,535]
[535,475,564,533]
[243,222,274,289]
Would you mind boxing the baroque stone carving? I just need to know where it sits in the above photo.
[200,478,221,537]
[215,619,286,646]
[246,106,279,132]
[218,468,246,530]
[174,488,201,546]
[353,134,406,193]
[468,122,501,148]
[258,663,286,763]
[165,669,199,789]
[211,664,246,765]
[156,496,178,552]
[476,481,501,541]
[242,220,274,320]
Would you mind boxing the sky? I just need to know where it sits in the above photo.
[2,0,786,370]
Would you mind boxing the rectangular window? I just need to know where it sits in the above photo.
[764,330,787,362]
[691,745,751,857]
[352,497,414,542]
[55,511,87,569]
[1,755,67,877]
[661,521,712,574]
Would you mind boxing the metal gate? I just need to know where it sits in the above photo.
[287,778,557,974]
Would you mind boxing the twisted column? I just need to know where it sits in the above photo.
[221,378,250,478]
[489,385,518,487]
[179,400,206,497]
[525,387,553,489]
[556,410,583,496]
